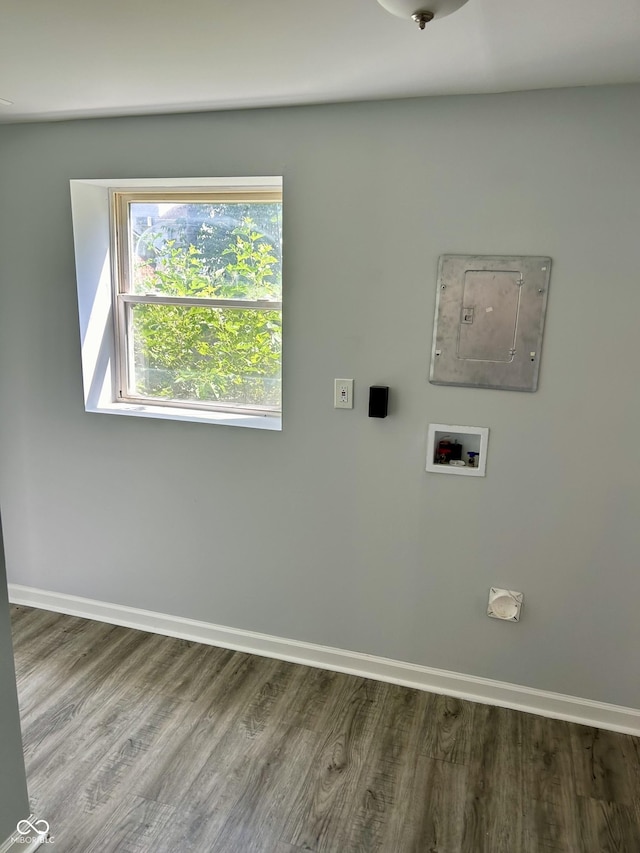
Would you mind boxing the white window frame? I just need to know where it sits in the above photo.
[71,177,283,431]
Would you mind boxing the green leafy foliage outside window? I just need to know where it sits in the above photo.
[131,215,281,409]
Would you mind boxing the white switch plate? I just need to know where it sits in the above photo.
[334,378,353,409]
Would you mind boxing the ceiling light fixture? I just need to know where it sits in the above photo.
[376,0,470,29]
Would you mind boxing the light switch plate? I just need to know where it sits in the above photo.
[334,378,353,409]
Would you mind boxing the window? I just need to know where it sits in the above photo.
[71,178,283,430]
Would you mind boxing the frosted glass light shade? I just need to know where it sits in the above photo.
[377,0,470,21]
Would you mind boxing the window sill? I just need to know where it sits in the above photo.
[89,401,282,431]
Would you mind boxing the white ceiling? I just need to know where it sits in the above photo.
[1,0,640,123]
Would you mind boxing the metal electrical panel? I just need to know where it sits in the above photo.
[429,255,551,392]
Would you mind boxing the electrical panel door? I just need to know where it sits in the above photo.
[430,255,551,392]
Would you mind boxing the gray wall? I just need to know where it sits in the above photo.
[0,85,638,708]
[0,519,29,841]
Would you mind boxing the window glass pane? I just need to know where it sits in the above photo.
[129,201,282,300]
[129,303,281,409]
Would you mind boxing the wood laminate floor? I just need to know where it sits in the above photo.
[9,605,640,852]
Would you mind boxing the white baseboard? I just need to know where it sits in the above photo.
[8,583,640,737]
